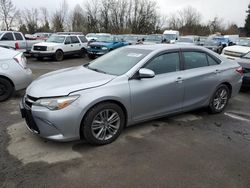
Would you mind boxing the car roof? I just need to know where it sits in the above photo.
[125,44,206,51]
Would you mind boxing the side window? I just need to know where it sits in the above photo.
[65,36,71,44]
[207,55,220,66]
[14,33,23,40]
[145,52,180,75]
[183,52,208,69]
[1,32,14,41]
[78,36,88,43]
[71,36,80,44]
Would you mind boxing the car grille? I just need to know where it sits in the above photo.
[224,50,243,58]
[34,46,47,51]
[90,46,101,50]
[22,95,40,133]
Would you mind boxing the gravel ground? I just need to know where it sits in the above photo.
[0,56,250,188]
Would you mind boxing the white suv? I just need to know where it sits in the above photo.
[31,35,88,61]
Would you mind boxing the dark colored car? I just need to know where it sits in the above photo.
[204,39,223,54]
[237,52,250,89]
[87,35,129,59]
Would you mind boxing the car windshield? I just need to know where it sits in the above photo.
[86,48,151,76]
[238,39,250,47]
[242,52,250,59]
[178,38,193,43]
[96,36,114,42]
[164,34,176,40]
[47,35,65,43]
[123,35,138,42]
[205,39,219,46]
[146,35,162,42]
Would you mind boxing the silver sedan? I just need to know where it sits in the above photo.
[20,44,242,145]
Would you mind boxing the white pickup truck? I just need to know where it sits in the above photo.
[31,34,88,61]
[0,31,43,53]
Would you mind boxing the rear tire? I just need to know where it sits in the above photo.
[0,78,14,102]
[82,102,125,145]
[54,50,64,61]
[209,84,230,114]
[88,54,95,59]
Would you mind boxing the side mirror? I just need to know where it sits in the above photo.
[138,68,155,79]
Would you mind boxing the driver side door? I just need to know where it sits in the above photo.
[129,51,185,122]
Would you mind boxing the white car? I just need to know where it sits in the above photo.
[86,33,111,41]
[31,35,88,61]
[221,38,250,60]
[0,47,32,101]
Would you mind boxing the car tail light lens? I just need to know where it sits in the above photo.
[235,67,243,75]
[15,42,20,49]
[14,53,27,69]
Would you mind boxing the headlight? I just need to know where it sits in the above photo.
[87,46,91,49]
[101,47,108,50]
[33,95,79,110]
[47,46,54,51]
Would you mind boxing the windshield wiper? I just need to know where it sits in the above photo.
[85,64,107,74]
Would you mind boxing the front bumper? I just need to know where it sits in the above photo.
[30,51,54,58]
[19,96,81,142]
[87,49,109,56]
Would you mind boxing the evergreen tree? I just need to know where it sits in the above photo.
[245,4,250,36]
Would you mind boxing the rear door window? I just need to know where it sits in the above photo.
[70,36,80,44]
[183,52,208,69]
[78,36,88,43]
[65,36,71,44]
[1,32,14,41]
[14,33,23,40]
[207,55,220,66]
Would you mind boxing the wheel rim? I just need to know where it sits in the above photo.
[0,83,7,96]
[56,51,63,60]
[213,88,228,111]
[91,109,120,141]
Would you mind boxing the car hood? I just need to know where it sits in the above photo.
[33,42,62,47]
[26,66,116,98]
[89,42,113,47]
[237,58,250,69]
[224,45,250,54]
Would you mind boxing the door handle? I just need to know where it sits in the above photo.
[176,77,183,83]
[71,45,73,47]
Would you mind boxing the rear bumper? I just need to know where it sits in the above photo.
[14,68,33,91]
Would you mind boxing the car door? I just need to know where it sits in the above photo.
[129,51,185,122]
[70,36,82,53]
[0,32,15,47]
[64,36,73,54]
[181,49,222,111]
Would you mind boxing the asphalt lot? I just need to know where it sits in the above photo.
[1,56,250,188]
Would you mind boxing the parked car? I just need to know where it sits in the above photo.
[221,38,250,60]
[0,31,43,53]
[237,51,250,89]
[204,38,223,54]
[198,36,208,46]
[143,34,164,44]
[31,33,52,40]
[120,34,140,45]
[87,35,128,59]
[176,36,200,45]
[57,32,84,35]
[213,36,234,48]
[0,47,32,101]
[31,34,88,61]
[86,33,111,41]
[163,30,180,44]
[20,44,242,145]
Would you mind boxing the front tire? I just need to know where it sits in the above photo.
[54,50,64,61]
[79,48,86,58]
[82,102,125,145]
[0,78,14,102]
[88,54,95,59]
[209,84,230,114]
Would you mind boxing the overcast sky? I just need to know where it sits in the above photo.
[12,0,250,27]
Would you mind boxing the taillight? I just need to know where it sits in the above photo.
[236,67,243,75]
[14,53,27,69]
[15,42,20,49]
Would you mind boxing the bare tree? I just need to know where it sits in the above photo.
[84,0,100,32]
[23,8,39,33]
[209,17,225,34]
[40,7,50,32]
[0,0,19,30]
[70,4,86,32]
[51,0,68,32]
